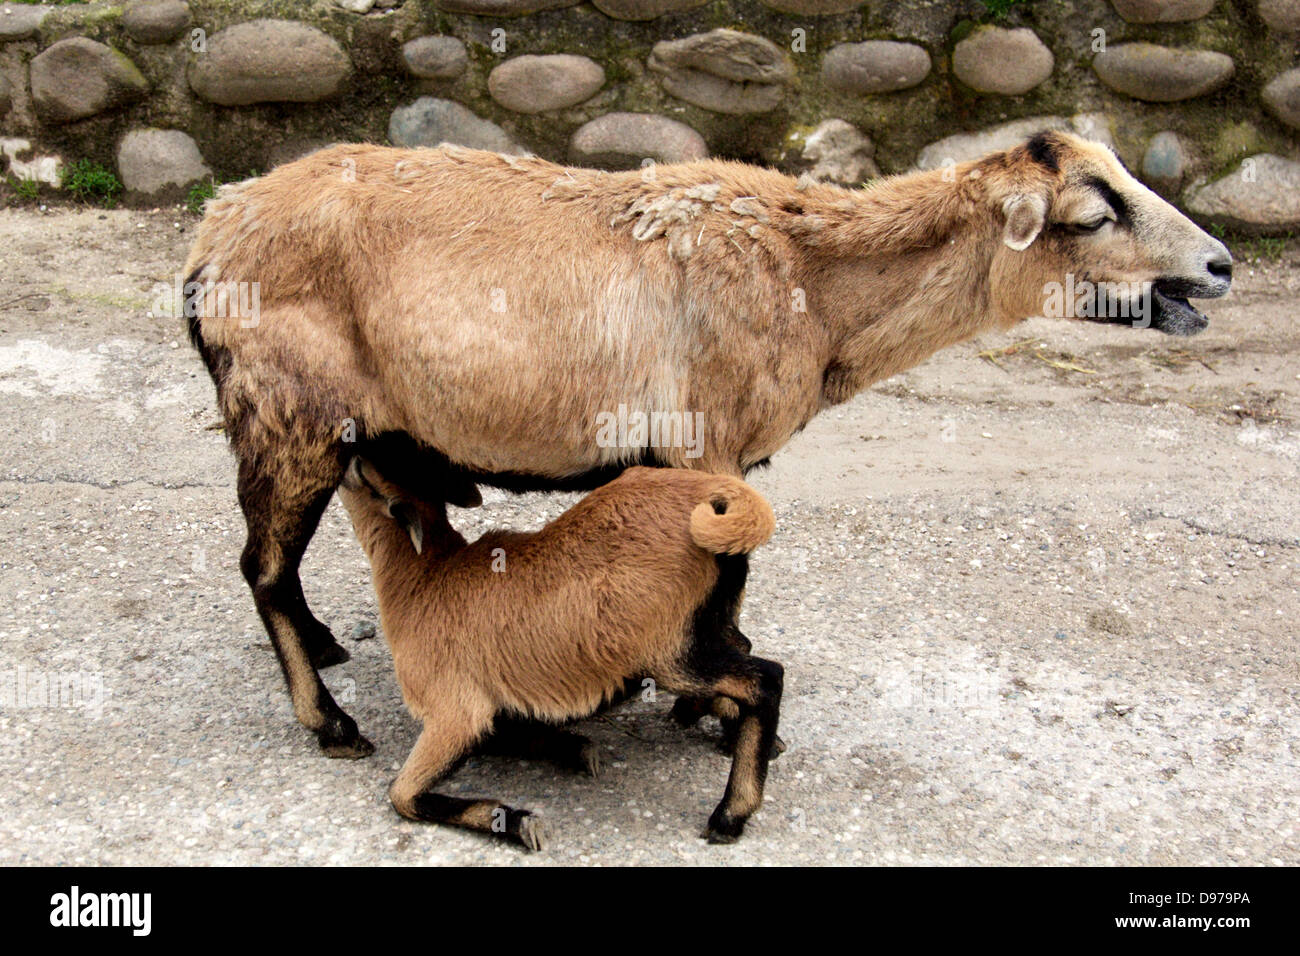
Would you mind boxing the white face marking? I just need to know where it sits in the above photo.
[1057,139,1230,286]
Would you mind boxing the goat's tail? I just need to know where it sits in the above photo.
[689,477,775,555]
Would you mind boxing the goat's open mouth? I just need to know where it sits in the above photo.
[1149,285,1210,336]
[1084,281,1212,336]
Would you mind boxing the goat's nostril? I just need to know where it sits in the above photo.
[1208,258,1232,280]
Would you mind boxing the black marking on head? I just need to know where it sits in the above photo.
[1025,132,1061,173]
[744,456,773,475]
[357,432,480,506]
[1084,175,1132,229]
[342,456,373,494]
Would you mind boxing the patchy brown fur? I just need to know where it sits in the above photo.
[338,462,781,848]
[184,132,1230,753]
[185,134,1229,474]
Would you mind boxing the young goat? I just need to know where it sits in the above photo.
[337,459,783,849]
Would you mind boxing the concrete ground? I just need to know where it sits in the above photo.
[0,205,1296,865]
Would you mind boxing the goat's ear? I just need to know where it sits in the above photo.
[386,500,424,554]
[1002,194,1047,251]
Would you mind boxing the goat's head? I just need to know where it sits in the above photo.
[982,132,1231,335]
[339,457,478,555]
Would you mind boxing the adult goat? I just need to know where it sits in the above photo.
[183,131,1231,756]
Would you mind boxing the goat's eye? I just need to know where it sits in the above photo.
[1074,217,1110,233]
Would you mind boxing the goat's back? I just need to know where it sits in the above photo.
[181,144,827,477]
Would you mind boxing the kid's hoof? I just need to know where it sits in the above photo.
[512,812,546,852]
[320,732,375,759]
[308,640,351,669]
[669,696,709,728]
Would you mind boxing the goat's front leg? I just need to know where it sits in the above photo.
[237,451,371,758]
[392,720,545,852]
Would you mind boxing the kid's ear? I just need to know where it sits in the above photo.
[341,457,367,491]
[446,477,482,509]
[386,500,425,554]
[1002,194,1047,251]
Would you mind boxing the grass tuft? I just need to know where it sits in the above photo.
[186,178,219,216]
[61,160,123,208]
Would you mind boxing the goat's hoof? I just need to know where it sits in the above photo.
[511,812,546,852]
[771,733,787,758]
[704,808,745,844]
[703,814,745,845]
[307,639,351,669]
[579,741,603,778]
[320,732,375,760]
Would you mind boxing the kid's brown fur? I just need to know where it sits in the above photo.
[338,462,781,848]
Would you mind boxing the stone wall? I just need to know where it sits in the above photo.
[0,0,1297,231]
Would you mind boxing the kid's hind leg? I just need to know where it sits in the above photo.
[392,717,546,852]
[478,716,602,777]
[671,626,785,759]
[681,655,783,844]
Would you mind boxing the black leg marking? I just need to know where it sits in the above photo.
[393,726,545,851]
[706,657,783,845]
[237,452,371,757]
[480,717,602,777]
[670,696,712,729]
[409,794,546,852]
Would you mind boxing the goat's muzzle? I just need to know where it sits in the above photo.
[1149,243,1234,336]
[1149,266,1231,336]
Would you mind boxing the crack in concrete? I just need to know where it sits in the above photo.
[0,475,230,493]
[1133,508,1300,550]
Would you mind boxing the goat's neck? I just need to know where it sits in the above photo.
[795,171,1007,406]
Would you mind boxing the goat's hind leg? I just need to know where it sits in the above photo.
[678,652,783,844]
[393,722,545,852]
[478,716,602,777]
[672,628,786,760]
[237,448,372,758]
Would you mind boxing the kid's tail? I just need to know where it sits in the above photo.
[689,476,775,555]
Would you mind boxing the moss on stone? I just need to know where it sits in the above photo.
[1207,120,1268,169]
